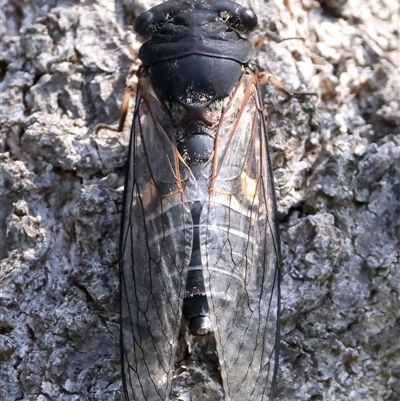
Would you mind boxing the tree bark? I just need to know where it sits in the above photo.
[1,0,398,400]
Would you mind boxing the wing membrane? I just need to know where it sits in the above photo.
[120,75,195,400]
[201,70,281,401]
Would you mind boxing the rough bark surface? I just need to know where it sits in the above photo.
[0,0,398,400]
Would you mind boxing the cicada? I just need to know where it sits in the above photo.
[119,1,281,400]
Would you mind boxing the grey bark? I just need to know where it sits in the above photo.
[0,0,398,400]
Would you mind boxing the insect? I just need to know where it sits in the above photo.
[119,1,281,400]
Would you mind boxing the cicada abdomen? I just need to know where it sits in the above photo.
[120,1,281,400]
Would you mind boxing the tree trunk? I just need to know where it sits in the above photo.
[1,0,398,400]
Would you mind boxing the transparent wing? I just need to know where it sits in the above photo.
[200,70,281,401]
[120,74,195,401]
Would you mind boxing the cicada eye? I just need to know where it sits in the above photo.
[238,8,257,32]
[219,6,257,33]
[133,11,154,37]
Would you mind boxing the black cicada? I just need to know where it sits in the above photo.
[120,1,281,400]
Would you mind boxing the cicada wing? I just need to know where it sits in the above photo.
[200,71,281,401]
[120,75,194,400]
